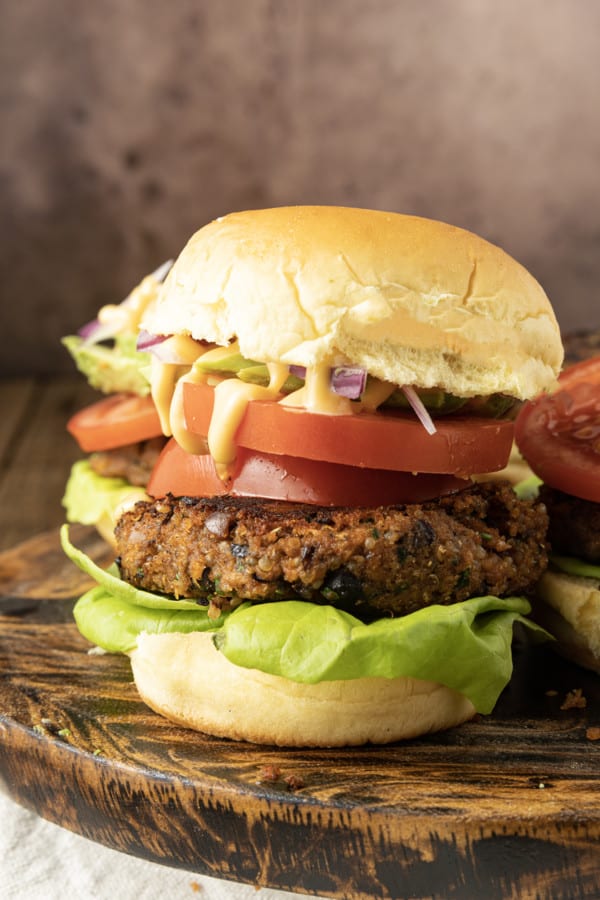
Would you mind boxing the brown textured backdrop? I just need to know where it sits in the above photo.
[1,0,599,375]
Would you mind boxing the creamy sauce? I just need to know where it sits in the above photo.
[151,347,372,480]
[151,345,291,478]
[150,335,205,435]
[208,363,289,477]
[280,363,353,415]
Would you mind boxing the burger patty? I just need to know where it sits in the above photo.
[90,437,167,487]
[115,480,548,619]
[539,486,600,563]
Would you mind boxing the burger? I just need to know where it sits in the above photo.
[61,206,563,746]
[61,258,176,543]
[515,356,600,672]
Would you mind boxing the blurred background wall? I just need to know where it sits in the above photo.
[1,0,599,374]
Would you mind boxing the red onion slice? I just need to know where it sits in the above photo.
[331,366,367,399]
[289,365,307,379]
[121,258,174,308]
[147,336,200,365]
[136,330,169,351]
[401,385,437,435]
[288,364,367,400]
[151,258,174,283]
[77,318,120,345]
[77,318,100,340]
[76,260,173,344]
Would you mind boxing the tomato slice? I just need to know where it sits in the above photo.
[148,438,469,506]
[67,394,163,452]
[515,357,600,502]
[183,381,513,477]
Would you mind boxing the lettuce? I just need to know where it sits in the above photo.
[513,474,543,500]
[551,555,600,580]
[214,596,544,714]
[73,588,225,653]
[62,460,148,532]
[62,333,151,396]
[62,525,548,715]
[61,524,203,611]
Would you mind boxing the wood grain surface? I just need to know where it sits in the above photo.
[1,527,600,900]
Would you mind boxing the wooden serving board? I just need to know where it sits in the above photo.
[1,528,600,900]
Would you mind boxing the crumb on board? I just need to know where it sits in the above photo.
[586,727,600,741]
[256,765,282,784]
[284,774,305,792]
[561,688,587,710]
[560,688,587,710]
[256,765,305,791]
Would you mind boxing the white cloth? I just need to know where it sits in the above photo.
[0,792,311,900]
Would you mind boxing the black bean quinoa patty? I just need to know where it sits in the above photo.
[115,481,548,620]
[90,438,167,487]
[539,485,600,564]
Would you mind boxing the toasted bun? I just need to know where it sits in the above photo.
[143,206,562,400]
[534,570,600,674]
[129,631,476,747]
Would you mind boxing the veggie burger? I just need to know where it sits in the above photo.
[62,206,563,746]
[515,356,600,673]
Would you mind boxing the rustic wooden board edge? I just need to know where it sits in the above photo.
[2,528,600,899]
[3,712,600,900]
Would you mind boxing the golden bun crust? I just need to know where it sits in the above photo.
[143,206,563,400]
[129,631,476,747]
[535,570,600,674]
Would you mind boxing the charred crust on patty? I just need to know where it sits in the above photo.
[115,481,549,620]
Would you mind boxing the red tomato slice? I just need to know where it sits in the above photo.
[183,381,513,477]
[67,394,163,452]
[515,357,600,502]
[147,438,469,506]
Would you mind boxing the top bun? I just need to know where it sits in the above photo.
[142,206,563,400]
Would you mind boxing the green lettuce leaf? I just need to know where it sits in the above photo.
[513,474,543,500]
[215,596,546,714]
[551,554,600,580]
[62,333,151,395]
[61,523,203,611]
[74,587,225,653]
[62,460,148,532]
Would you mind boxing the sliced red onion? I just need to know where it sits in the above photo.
[77,260,174,343]
[136,330,169,351]
[152,258,174,283]
[331,366,367,399]
[288,364,367,400]
[121,259,175,309]
[147,336,197,365]
[402,385,437,435]
[77,318,100,340]
[289,365,307,379]
[77,318,120,345]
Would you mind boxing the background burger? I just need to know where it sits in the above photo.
[62,205,563,746]
[62,259,173,544]
[515,356,600,673]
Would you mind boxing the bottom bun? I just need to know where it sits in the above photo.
[534,570,600,674]
[130,631,476,747]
